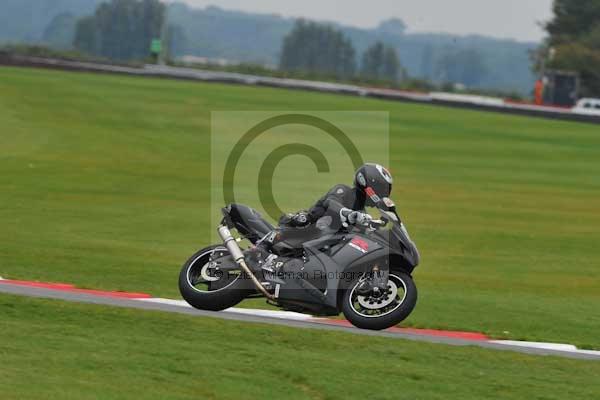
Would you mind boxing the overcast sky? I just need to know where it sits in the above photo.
[177,0,553,42]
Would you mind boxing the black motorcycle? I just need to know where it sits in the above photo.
[178,199,420,330]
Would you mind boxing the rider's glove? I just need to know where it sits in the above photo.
[340,208,371,226]
[348,211,371,226]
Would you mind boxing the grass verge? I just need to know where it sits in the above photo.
[2,294,600,400]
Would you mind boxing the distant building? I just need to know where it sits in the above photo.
[542,70,580,107]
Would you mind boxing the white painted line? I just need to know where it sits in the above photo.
[492,340,577,351]
[223,307,314,321]
[492,340,600,356]
[139,298,191,308]
[138,298,314,321]
[134,298,600,355]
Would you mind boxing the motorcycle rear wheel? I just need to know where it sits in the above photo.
[178,245,250,311]
[342,271,417,330]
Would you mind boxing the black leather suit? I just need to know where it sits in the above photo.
[280,184,366,227]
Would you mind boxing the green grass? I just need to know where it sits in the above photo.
[1,66,600,348]
[1,294,600,400]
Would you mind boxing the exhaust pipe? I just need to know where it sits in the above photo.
[217,225,275,300]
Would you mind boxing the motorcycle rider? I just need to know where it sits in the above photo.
[279,163,393,229]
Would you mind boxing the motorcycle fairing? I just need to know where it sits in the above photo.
[372,223,420,272]
[294,233,391,311]
[222,202,419,313]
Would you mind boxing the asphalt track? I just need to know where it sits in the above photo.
[1,279,599,361]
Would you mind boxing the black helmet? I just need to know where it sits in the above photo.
[354,163,393,206]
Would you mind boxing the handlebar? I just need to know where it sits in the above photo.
[368,219,387,229]
[343,210,389,230]
[355,215,386,230]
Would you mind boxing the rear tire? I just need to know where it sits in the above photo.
[178,245,250,311]
[341,271,417,330]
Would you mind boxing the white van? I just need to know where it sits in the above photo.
[572,98,600,115]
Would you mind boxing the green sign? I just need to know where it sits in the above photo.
[150,39,162,54]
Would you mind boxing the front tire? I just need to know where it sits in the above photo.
[178,245,250,311]
[342,271,417,330]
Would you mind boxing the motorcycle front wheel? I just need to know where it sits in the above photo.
[341,271,417,330]
[178,245,250,311]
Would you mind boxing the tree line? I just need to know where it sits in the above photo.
[37,0,600,97]
[279,20,403,83]
[73,0,165,61]
[51,1,494,89]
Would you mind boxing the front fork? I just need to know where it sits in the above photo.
[356,265,389,295]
